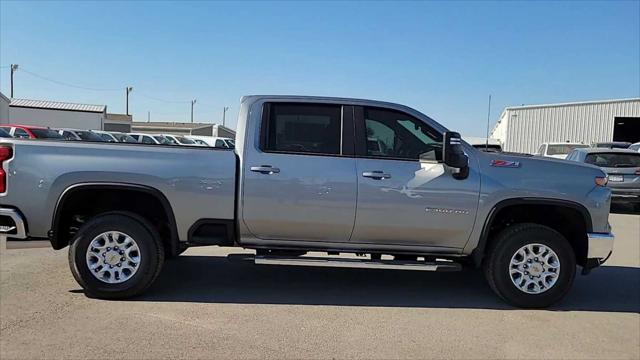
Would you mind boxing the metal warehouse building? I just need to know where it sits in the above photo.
[3,97,132,132]
[490,98,640,154]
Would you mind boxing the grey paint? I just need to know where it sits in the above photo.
[0,95,613,260]
[0,140,235,240]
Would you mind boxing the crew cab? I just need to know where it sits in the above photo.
[0,95,615,308]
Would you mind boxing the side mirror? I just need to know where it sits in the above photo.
[443,131,469,179]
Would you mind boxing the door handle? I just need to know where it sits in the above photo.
[362,171,391,180]
[250,165,280,174]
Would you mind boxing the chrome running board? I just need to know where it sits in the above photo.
[251,255,461,272]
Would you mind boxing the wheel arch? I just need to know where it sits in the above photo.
[50,182,179,255]
[471,198,593,267]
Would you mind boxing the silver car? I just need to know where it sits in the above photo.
[567,148,640,206]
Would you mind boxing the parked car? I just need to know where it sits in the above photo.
[0,124,64,140]
[161,134,199,146]
[187,135,235,148]
[591,141,632,149]
[464,136,502,153]
[129,133,174,145]
[535,142,589,159]
[0,128,11,138]
[0,95,614,308]
[628,142,640,152]
[109,132,138,143]
[566,148,640,208]
[92,130,119,142]
[58,129,107,142]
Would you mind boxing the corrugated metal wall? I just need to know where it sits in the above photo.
[493,99,640,153]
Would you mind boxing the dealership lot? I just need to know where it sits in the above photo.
[1,213,638,360]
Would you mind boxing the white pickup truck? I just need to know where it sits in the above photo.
[0,95,614,308]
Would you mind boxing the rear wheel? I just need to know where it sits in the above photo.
[68,213,164,299]
[483,223,576,308]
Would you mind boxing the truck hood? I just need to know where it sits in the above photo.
[476,150,607,200]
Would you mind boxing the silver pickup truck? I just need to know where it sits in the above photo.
[0,95,615,308]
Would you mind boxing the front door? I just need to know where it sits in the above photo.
[242,102,357,242]
[351,106,480,249]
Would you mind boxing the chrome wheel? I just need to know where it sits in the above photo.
[85,231,141,284]
[509,243,560,294]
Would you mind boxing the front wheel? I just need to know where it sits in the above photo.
[68,213,164,299]
[483,223,576,308]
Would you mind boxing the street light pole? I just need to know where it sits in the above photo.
[125,86,133,115]
[190,99,197,123]
[10,64,18,98]
[222,106,229,127]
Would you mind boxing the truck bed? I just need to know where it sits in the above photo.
[0,139,237,241]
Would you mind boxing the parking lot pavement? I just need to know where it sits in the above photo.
[1,214,638,360]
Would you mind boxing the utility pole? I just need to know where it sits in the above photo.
[485,94,492,151]
[222,106,229,127]
[147,111,150,123]
[190,99,197,123]
[10,64,18,98]
[125,86,133,115]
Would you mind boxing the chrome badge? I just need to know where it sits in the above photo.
[425,207,470,215]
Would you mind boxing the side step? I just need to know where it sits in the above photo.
[229,254,462,272]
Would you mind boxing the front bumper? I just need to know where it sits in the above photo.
[585,232,614,269]
[0,208,27,239]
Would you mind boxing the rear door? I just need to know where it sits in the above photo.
[242,102,357,242]
[350,106,480,249]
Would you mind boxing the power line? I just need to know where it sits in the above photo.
[137,92,192,104]
[18,67,121,92]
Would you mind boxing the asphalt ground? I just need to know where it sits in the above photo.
[1,212,638,359]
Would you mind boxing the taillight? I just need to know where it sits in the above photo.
[635,169,640,175]
[594,176,608,187]
[0,146,12,193]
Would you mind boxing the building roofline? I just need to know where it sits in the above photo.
[504,97,640,111]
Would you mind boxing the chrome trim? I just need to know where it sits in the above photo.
[255,256,461,272]
[0,208,27,239]
[587,232,615,260]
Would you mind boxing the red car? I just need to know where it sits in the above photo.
[0,124,63,139]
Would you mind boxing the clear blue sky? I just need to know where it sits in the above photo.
[1,1,638,135]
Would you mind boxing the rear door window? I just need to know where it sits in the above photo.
[142,136,156,144]
[262,103,342,155]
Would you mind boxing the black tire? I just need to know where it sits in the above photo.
[68,213,164,299]
[483,223,576,308]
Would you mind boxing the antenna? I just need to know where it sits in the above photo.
[485,94,492,151]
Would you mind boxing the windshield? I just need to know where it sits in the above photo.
[0,128,11,138]
[114,133,137,143]
[154,136,175,145]
[585,153,640,168]
[29,128,64,139]
[175,136,196,144]
[75,130,106,142]
[547,144,589,155]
